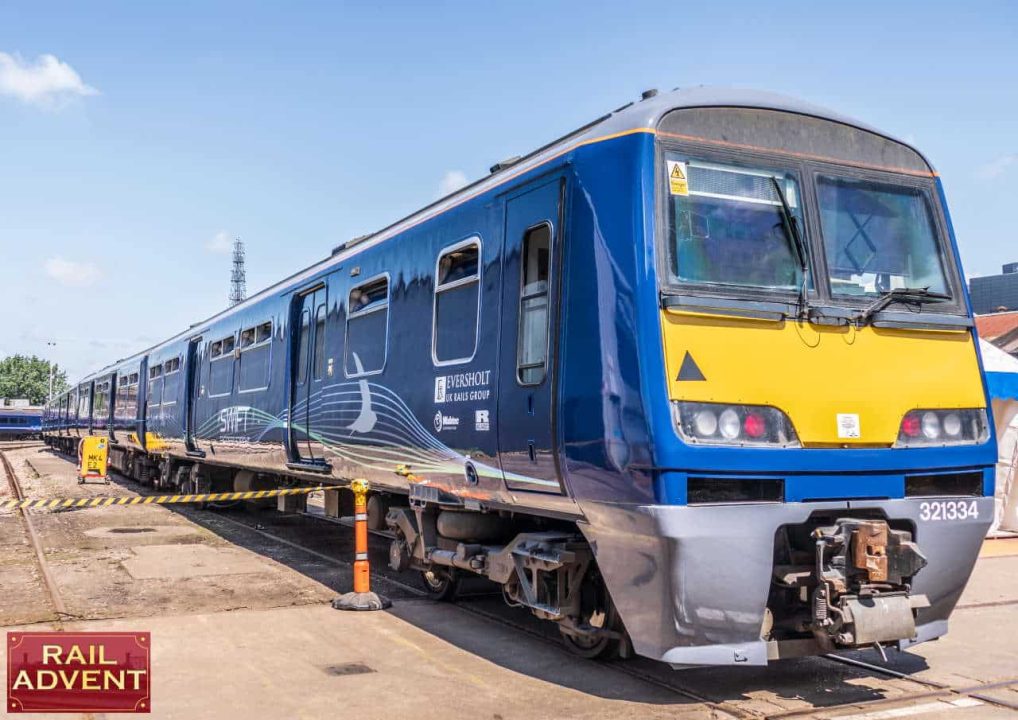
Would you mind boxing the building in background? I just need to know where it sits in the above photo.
[976,311,1018,358]
[970,262,1018,314]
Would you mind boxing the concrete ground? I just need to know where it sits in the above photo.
[2,445,1017,720]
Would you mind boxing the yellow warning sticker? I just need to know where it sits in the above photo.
[667,161,688,196]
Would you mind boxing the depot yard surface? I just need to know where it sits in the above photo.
[1,444,1017,720]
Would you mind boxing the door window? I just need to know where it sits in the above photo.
[312,305,327,380]
[517,224,552,385]
[296,310,310,385]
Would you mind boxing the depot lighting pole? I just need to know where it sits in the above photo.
[47,342,57,403]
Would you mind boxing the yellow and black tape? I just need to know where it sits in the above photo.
[0,486,322,511]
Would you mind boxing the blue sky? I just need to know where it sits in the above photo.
[1,1,1016,380]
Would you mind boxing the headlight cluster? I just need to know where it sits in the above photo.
[673,401,800,447]
[895,409,988,447]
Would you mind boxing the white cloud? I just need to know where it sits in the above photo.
[0,52,98,106]
[438,170,469,196]
[44,256,101,287]
[205,230,234,254]
[976,154,1018,180]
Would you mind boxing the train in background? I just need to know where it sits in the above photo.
[44,88,996,666]
[0,407,42,440]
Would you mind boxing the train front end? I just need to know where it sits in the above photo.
[578,98,996,666]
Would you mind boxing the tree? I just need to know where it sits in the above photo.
[0,355,68,406]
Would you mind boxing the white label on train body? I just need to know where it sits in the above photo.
[837,413,861,439]
[919,500,979,522]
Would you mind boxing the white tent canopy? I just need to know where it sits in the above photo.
[981,339,1018,535]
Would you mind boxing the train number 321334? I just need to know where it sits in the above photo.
[919,500,979,522]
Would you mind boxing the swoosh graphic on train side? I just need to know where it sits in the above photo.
[345,353,378,435]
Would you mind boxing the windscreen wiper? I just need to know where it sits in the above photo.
[769,177,810,319]
[854,287,951,326]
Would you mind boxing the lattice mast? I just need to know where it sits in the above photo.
[229,237,247,306]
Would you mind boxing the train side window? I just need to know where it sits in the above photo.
[433,240,480,364]
[77,386,90,421]
[117,375,130,411]
[312,305,327,380]
[162,357,180,405]
[209,335,235,397]
[517,224,552,385]
[128,372,139,412]
[122,377,130,416]
[345,276,388,376]
[147,364,163,416]
[94,381,109,419]
[239,320,272,392]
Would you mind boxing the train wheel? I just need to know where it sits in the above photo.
[421,569,460,601]
[559,576,623,660]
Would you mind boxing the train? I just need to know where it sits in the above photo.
[43,87,995,667]
[0,407,42,440]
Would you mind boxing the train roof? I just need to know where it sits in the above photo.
[79,87,927,383]
[0,406,42,415]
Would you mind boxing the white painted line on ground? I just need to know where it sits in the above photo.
[832,697,982,720]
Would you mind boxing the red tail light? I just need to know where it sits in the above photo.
[743,412,766,438]
[901,413,921,438]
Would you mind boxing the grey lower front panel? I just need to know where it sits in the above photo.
[577,497,992,666]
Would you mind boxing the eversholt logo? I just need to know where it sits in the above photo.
[7,632,151,713]
[434,370,491,404]
[433,411,460,433]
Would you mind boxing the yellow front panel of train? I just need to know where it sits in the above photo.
[661,310,985,446]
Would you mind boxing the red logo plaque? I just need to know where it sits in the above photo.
[7,632,150,713]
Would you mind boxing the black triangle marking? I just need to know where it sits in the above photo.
[677,352,706,381]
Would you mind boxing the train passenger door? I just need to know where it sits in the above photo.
[288,284,330,468]
[184,336,203,455]
[497,177,565,494]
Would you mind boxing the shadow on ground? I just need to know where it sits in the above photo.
[45,449,933,710]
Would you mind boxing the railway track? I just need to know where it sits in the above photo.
[0,440,45,452]
[0,449,69,621]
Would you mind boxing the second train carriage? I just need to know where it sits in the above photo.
[0,407,42,439]
[44,88,996,666]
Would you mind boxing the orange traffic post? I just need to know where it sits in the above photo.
[332,478,391,611]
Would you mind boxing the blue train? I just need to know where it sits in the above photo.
[43,88,995,666]
[0,408,42,439]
